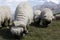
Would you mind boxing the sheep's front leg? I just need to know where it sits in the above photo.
[23,26,28,34]
[8,19,13,28]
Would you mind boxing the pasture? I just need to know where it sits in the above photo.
[0,20,60,40]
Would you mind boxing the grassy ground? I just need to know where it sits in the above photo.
[0,20,60,40]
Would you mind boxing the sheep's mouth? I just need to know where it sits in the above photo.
[42,20,51,27]
[45,20,51,24]
[43,19,51,24]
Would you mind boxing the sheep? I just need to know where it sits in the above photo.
[40,8,55,27]
[34,10,41,25]
[0,6,12,28]
[10,2,34,36]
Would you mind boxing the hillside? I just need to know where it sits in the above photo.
[33,1,60,13]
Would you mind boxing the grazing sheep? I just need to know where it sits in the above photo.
[34,10,41,25]
[10,2,34,36]
[0,6,12,27]
[40,8,55,27]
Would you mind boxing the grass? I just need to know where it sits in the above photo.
[0,20,60,40]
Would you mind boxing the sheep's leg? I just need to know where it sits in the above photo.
[3,18,9,28]
[3,18,12,29]
[2,19,6,27]
[23,26,28,34]
[8,19,13,27]
[5,19,8,27]
[27,19,30,26]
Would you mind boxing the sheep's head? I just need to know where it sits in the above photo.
[10,26,24,36]
[42,13,55,22]
[10,21,25,36]
[10,21,28,36]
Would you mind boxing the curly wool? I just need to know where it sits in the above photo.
[34,10,41,22]
[11,2,34,36]
[14,2,34,26]
[41,8,54,21]
[0,6,11,27]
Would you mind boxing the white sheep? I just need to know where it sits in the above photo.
[40,8,55,27]
[34,10,41,25]
[10,2,34,36]
[0,6,12,27]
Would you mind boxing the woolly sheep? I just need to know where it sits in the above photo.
[34,10,41,25]
[0,6,12,27]
[10,2,34,36]
[40,8,55,27]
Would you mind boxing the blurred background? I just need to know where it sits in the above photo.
[0,0,60,19]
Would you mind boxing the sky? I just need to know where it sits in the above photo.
[0,0,60,18]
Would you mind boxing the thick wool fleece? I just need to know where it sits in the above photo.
[41,8,54,21]
[11,2,34,36]
[14,2,33,27]
[0,6,11,27]
[34,10,41,22]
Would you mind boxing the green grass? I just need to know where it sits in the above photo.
[0,20,60,40]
